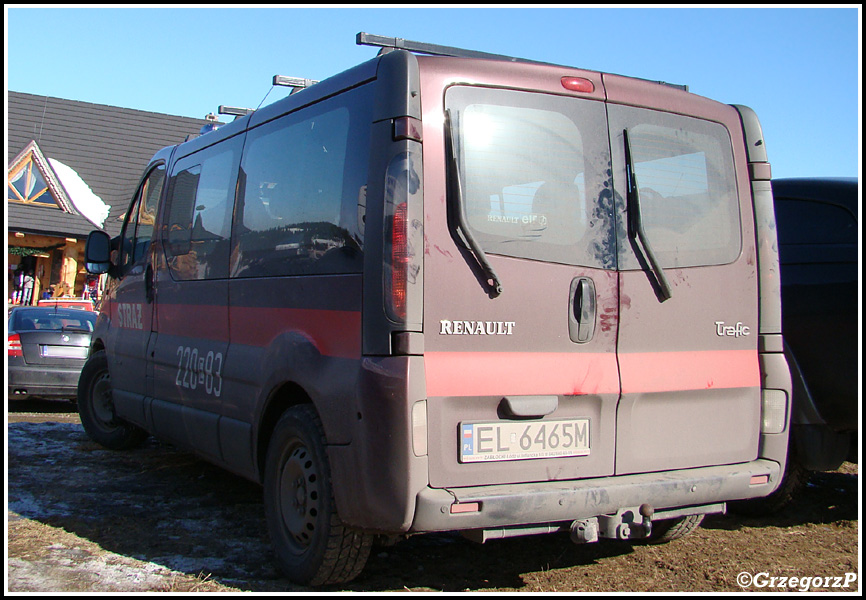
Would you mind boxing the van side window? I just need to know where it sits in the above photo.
[232,85,371,277]
[163,141,240,280]
[119,164,166,274]
[612,107,741,269]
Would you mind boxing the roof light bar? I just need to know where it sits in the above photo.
[218,105,254,117]
[273,75,320,90]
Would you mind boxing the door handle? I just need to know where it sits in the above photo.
[569,277,596,343]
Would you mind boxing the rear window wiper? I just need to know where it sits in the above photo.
[444,109,503,297]
[624,128,673,302]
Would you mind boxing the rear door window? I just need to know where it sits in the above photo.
[445,86,614,269]
[609,106,741,269]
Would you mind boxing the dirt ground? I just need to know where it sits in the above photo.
[6,399,860,593]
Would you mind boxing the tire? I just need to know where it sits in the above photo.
[263,405,372,586]
[642,514,705,544]
[77,350,148,450]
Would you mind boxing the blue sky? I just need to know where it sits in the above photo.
[6,6,861,179]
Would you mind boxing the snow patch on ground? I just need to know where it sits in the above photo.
[7,421,280,592]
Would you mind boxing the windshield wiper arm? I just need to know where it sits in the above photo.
[444,109,503,297]
[624,128,672,302]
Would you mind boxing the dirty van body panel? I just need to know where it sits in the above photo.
[415,57,776,515]
[146,132,242,469]
[605,78,762,473]
[105,153,170,423]
[227,276,364,446]
[231,80,376,483]
[418,58,621,489]
[329,354,429,532]
[147,79,376,482]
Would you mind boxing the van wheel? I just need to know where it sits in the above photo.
[642,514,704,544]
[264,405,372,586]
[77,350,148,450]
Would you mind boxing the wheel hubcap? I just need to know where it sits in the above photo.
[279,444,320,549]
[92,372,116,427]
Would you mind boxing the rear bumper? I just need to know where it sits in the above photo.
[411,459,781,532]
[8,364,83,400]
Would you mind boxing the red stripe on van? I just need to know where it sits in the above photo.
[230,307,362,360]
[157,304,361,360]
[424,350,759,397]
[424,352,620,397]
[157,303,226,339]
[619,349,759,394]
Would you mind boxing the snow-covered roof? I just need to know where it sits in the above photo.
[48,158,111,229]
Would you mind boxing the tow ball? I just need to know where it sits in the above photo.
[570,504,655,544]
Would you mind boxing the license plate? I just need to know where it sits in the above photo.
[41,345,88,359]
[459,418,590,463]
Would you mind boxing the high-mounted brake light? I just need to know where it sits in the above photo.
[390,202,410,320]
[8,333,23,357]
[561,77,595,93]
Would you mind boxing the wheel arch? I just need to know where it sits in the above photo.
[255,381,315,483]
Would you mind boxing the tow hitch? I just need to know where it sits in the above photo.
[570,504,655,543]
[460,503,723,545]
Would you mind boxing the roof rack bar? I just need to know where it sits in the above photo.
[356,32,548,65]
[357,32,689,92]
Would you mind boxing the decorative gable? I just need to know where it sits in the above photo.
[8,140,112,229]
[7,140,73,211]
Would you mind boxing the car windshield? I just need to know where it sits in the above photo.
[12,309,96,332]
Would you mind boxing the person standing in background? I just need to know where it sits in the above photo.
[21,271,35,306]
[12,265,23,304]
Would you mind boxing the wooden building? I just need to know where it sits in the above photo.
[8,91,213,303]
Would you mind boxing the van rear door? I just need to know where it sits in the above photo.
[605,77,761,474]
[422,67,620,489]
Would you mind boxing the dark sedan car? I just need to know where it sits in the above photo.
[8,306,97,401]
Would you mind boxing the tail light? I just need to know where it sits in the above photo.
[383,151,422,326]
[389,202,409,320]
[8,333,23,357]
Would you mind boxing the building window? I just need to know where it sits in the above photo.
[8,152,60,208]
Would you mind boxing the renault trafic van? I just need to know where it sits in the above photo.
[79,33,792,585]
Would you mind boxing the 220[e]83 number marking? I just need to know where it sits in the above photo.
[460,418,590,463]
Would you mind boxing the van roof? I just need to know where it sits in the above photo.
[164,32,696,161]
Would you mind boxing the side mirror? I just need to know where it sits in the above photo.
[84,231,113,275]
